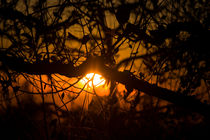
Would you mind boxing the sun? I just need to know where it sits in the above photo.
[81,73,106,87]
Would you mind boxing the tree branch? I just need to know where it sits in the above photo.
[1,54,210,117]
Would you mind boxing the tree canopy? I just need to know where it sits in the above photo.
[0,0,209,139]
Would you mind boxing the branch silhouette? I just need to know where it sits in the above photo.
[1,53,209,116]
[0,0,209,139]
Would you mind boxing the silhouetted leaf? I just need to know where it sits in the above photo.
[51,56,58,62]
[81,35,90,44]
[43,83,47,90]
[116,5,131,25]
[53,11,62,20]
[61,92,65,99]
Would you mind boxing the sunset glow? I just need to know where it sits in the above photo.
[81,73,106,87]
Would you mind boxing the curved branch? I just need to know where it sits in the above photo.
[1,54,210,117]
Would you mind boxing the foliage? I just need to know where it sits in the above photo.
[0,0,209,139]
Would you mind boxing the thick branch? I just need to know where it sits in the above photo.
[107,70,210,117]
[1,55,210,117]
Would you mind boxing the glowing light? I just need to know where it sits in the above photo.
[81,73,105,87]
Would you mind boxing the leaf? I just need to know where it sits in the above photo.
[53,11,62,19]
[61,92,65,99]
[116,5,131,25]
[81,35,90,44]
[139,72,145,79]
[68,32,78,40]
[44,83,47,90]
[51,56,58,62]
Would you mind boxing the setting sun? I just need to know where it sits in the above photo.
[81,73,106,87]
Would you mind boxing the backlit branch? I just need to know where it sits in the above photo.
[1,54,210,117]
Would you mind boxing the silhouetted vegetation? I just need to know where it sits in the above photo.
[0,0,209,139]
